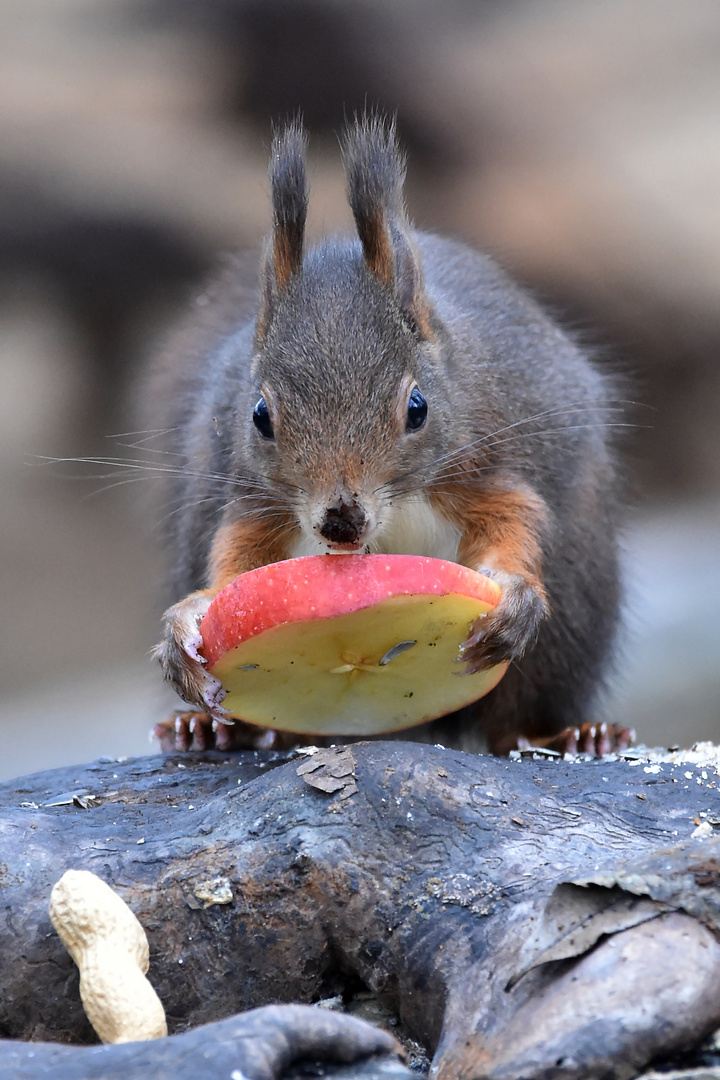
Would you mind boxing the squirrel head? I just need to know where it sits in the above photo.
[244,117,448,553]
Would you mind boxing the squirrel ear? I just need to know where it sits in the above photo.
[257,120,308,340]
[342,115,433,339]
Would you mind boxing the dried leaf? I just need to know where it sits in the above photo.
[508,883,666,988]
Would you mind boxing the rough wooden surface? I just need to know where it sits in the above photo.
[3,743,720,1079]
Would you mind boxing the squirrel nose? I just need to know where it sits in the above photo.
[318,500,367,546]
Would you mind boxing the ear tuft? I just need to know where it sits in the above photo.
[342,114,432,338]
[269,119,308,290]
[342,114,406,289]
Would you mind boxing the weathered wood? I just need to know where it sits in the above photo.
[2,743,720,1079]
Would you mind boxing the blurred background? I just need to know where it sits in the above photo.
[2,0,719,780]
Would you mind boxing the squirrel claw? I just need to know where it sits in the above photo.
[153,592,226,715]
[183,630,208,665]
[153,712,298,753]
[459,572,548,672]
[512,722,636,758]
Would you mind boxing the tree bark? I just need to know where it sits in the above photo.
[2,742,720,1079]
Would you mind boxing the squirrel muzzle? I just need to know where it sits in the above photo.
[317,499,368,549]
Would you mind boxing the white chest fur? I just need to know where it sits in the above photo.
[373,495,461,561]
[288,495,461,562]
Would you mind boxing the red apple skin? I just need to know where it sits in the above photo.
[200,554,501,666]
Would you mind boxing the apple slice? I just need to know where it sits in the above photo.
[199,554,507,736]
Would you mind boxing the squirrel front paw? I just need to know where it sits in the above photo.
[153,592,227,717]
[459,572,549,673]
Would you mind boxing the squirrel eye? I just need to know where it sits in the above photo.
[405,387,428,432]
[253,397,274,439]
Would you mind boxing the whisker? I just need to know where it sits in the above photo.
[428,402,641,473]
[105,428,187,455]
[113,443,189,460]
[77,474,165,500]
[258,518,296,548]
[104,427,182,441]
[437,421,644,474]
[156,495,222,526]
[156,493,293,526]
[439,422,646,475]
[30,455,296,498]
[379,411,647,498]
[31,455,239,485]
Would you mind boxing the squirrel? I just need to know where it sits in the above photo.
[150,116,629,757]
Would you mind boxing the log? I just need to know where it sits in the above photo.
[0,1005,406,1080]
[3,742,720,1079]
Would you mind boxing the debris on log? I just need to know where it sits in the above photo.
[3,741,720,1079]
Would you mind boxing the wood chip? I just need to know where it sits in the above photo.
[297,748,357,798]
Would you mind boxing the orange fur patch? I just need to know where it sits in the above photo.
[431,483,549,584]
[357,208,395,289]
[207,515,297,591]
[413,295,435,341]
[273,231,299,291]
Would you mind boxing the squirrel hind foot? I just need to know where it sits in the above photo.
[153,713,325,754]
[495,722,635,758]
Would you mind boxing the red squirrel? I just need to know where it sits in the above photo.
[151,116,628,756]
